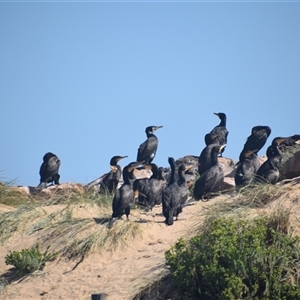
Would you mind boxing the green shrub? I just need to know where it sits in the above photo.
[165,217,300,300]
[5,243,58,274]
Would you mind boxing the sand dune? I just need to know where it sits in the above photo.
[1,184,300,300]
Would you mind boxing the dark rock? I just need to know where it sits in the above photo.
[282,150,300,179]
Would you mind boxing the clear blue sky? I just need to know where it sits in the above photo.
[1,2,299,186]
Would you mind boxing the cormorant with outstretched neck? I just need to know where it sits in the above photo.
[108,161,142,228]
[194,144,226,200]
[241,126,271,155]
[208,113,228,156]
[162,159,191,226]
[37,152,61,190]
[255,137,286,184]
[99,155,128,194]
[137,126,163,164]
[235,149,259,187]
[199,133,219,175]
[133,163,166,210]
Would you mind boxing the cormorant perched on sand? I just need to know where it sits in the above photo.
[255,137,286,184]
[199,133,219,175]
[194,144,226,201]
[133,163,166,210]
[208,113,228,156]
[241,126,271,155]
[99,155,128,194]
[162,160,192,226]
[137,126,163,164]
[108,161,142,228]
[234,149,259,187]
[37,152,61,190]
[165,157,196,187]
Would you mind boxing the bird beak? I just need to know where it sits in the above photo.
[213,113,220,118]
[116,155,128,162]
[275,138,286,145]
[187,181,194,188]
[185,165,194,171]
[219,144,227,152]
[133,190,139,199]
[128,161,143,172]
[154,126,163,131]
[245,150,257,157]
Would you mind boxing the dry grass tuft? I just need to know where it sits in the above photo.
[236,182,289,207]
[0,184,32,207]
[132,271,178,300]
[0,185,143,262]
[0,205,45,245]
[61,219,142,260]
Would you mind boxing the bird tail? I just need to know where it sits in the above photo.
[107,217,118,229]
[36,182,47,190]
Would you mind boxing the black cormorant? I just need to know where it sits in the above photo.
[133,163,166,210]
[167,157,176,186]
[208,113,228,156]
[241,126,271,155]
[162,161,192,226]
[99,155,128,194]
[193,144,226,201]
[255,137,286,184]
[137,126,163,164]
[280,134,300,146]
[165,157,196,187]
[234,149,259,187]
[108,161,142,228]
[155,167,166,205]
[199,133,220,175]
[37,152,61,190]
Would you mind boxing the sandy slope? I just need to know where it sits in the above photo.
[1,184,300,300]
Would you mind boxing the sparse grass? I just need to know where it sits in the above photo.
[0,278,9,295]
[61,219,142,260]
[0,186,142,263]
[0,184,31,207]
[132,271,178,300]
[0,205,45,245]
[235,182,289,207]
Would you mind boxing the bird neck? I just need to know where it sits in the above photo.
[168,163,176,185]
[123,168,134,184]
[150,165,159,179]
[271,143,282,158]
[178,168,187,185]
[219,118,226,127]
[146,132,156,138]
[211,149,219,166]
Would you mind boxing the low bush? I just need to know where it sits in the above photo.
[5,243,58,274]
[165,217,300,300]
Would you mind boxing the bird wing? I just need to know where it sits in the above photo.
[210,127,228,144]
[111,184,133,218]
[39,156,60,182]
[137,136,158,162]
